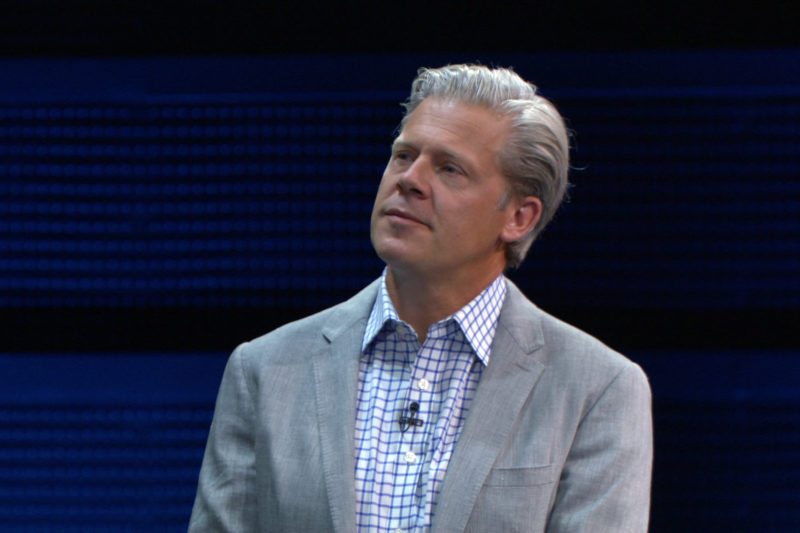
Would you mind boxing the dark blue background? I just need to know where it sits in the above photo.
[1,5,799,529]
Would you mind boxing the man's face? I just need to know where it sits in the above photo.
[370,97,522,282]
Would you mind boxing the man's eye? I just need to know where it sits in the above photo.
[442,164,461,174]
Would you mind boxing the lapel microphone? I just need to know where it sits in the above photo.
[399,401,423,432]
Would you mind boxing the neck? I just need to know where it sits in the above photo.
[384,262,504,343]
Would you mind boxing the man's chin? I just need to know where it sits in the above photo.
[373,241,426,271]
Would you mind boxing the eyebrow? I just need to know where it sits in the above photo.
[392,139,472,170]
[391,139,415,151]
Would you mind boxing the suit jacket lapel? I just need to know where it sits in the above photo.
[432,282,546,532]
[312,280,379,533]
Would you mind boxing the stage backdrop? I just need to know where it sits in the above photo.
[1,52,799,531]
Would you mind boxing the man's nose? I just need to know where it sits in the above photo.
[396,159,430,197]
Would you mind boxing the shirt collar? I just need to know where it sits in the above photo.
[362,268,507,366]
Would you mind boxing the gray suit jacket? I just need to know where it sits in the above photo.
[190,279,652,532]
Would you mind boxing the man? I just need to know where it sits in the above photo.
[190,64,652,532]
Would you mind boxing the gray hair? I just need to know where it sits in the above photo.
[400,64,570,268]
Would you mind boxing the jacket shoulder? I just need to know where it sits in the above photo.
[503,280,645,381]
[235,279,379,365]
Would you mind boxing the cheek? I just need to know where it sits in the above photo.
[370,177,394,230]
[373,173,394,201]
[448,198,504,239]
[371,174,388,204]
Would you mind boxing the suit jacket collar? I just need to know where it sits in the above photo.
[432,280,547,532]
[314,280,380,533]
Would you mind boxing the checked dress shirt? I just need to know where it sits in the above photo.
[354,270,507,532]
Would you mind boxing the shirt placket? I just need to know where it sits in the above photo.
[405,323,455,531]
[384,326,426,532]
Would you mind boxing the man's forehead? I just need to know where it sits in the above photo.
[394,98,510,155]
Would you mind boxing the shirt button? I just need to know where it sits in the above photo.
[403,450,417,463]
[417,378,431,391]
[393,529,405,533]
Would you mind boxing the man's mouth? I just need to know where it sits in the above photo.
[384,208,427,226]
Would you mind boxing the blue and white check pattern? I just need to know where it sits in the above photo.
[354,270,507,532]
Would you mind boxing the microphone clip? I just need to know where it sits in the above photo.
[399,401,423,432]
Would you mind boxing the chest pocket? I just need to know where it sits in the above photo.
[464,465,557,532]
[484,464,555,486]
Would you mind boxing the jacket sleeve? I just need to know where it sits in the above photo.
[546,362,653,532]
[189,344,258,532]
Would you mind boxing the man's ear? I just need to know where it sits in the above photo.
[500,196,542,243]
